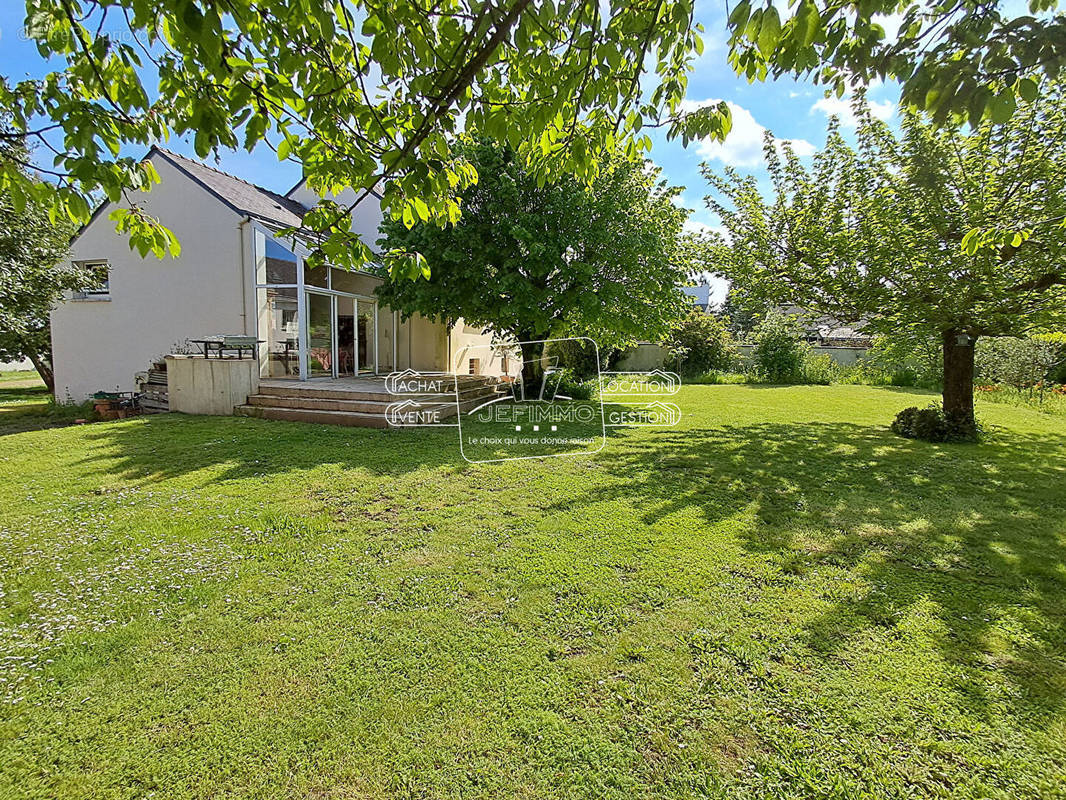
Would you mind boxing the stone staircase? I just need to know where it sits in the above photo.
[234,375,504,428]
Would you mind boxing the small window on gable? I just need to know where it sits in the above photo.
[73,261,110,299]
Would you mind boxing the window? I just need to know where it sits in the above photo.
[468,358,480,375]
[73,261,110,299]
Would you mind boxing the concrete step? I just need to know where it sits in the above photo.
[246,393,478,415]
[247,394,393,413]
[237,391,504,428]
[257,380,499,403]
[235,405,393,428]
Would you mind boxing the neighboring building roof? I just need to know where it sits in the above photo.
[776,305,873,345]
[152,147,308,228]
[681,285,713,312]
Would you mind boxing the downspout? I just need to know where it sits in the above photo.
[238,216,251,334]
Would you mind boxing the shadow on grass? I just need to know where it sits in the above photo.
[74,413,467,481]
[68,408,1066,724]
[0,384,51,408]
[74,400,636,482]
[550,420,1066,724]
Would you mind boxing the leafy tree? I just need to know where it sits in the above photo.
[856,332,943,388]
[0,135,82,393]
[666,309,739,376]
[7,0,1066,271]
[717,286,767,338]
[1,0,730,275]
[704,91,1066,436]
[375,139,694,388]
[725,0,1066,126]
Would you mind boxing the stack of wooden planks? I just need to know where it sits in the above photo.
[138,360,169,412]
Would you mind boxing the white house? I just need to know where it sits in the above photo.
[52,148,504,402]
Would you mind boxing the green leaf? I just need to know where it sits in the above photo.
[277,137,292,161]
[758,7,781,56]
[412,197,430,221]
[988,91,1016,124]
[728,1,751,31]
[1017,78,1039,103]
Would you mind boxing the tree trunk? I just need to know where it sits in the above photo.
[518,337,544,401]
[941,329,976,435]
[26,350,55,396]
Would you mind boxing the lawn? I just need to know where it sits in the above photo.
[0,370,49,409]
[0,384,1064,799]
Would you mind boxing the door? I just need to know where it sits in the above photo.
[306,292,334,377]
[357,300,377,374]
[336,296,356,376]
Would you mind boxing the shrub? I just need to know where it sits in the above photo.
[800,351,838,385]
[687,371,751,385]
[853,334,942,388]
[545,367,595,400]
[976,336,1065,391]
[891,404,978,442]
[750,312,804,382]
[665,310,739,376]
[544,339,607,381]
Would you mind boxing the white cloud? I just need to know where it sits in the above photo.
[681,100,815,168]
[811,95,895,127]
[688,272,731,306]
[873,12,905,42]
[683,219,724,236]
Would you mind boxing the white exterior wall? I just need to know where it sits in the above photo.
[52,153,247,401]
[448,323,516,377]
[286,183,385,252]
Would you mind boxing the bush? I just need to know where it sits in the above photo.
[687,371,751,385]
[545,367,596,400]
[665,310,739,376]
[544,339,608,381]
[976,336,1064,390]
[853,333,942,388]
[750,312,804,382]
[800,351,838,385]
[891,404,977,442]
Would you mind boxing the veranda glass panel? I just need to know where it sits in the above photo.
[257,236,297,284]
[336,296,356,376]
[357,300,376,373]
[307,293,334,377]
[305,263,329,288]
[257,286,299,378]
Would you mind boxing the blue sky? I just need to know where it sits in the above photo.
[0,1,904,303]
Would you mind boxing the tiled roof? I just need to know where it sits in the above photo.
[152,147,308,228]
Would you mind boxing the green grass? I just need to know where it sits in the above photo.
[0,384,1064,799]
[0,369,48,407]
[0,371,95,435]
